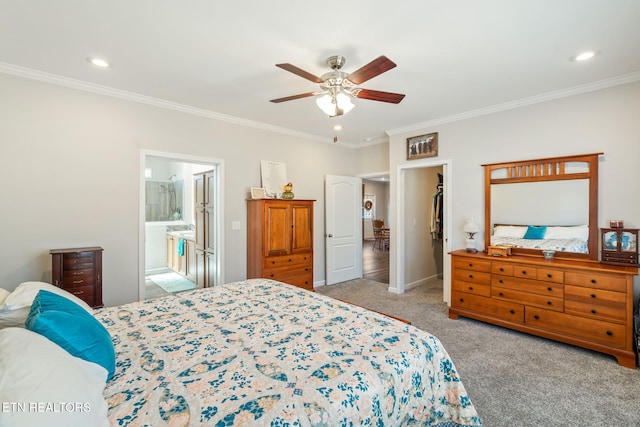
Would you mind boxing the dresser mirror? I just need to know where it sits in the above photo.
[483,153,602,260]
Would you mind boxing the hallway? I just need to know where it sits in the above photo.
[362,239,389,283]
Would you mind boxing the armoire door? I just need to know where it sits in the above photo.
[291,202,313,253]
[264,202,291,256]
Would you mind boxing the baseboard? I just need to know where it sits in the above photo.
[405,274,442,291]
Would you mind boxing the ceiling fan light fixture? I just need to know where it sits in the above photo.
[316,91,355,117]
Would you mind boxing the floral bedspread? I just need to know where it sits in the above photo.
[96,279,482,426]
[491,236,588,253]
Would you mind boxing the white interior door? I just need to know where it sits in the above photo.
[325,175,362,285]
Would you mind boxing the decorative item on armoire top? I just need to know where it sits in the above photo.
[463,219,479,253]
[282,182,294,199]
[407,132,438,160]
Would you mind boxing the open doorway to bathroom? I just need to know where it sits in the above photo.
[140,151,223,301]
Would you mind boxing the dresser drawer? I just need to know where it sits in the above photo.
[452,280,491,297]
[564,300,626,323]
[536,268,564,283]
[265,253,312,269]
[453,258,491,272]
[452,291,524,324]
[525,307,626,348]
[565,272,627,292]
[453,269,491,285]
[491,262,513,276]
[564,285,626,305]
[513,265,537,279]
[492,275,563,298]
[493,286,563,312]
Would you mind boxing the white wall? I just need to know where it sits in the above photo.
[389,81,640,297]
[0,73,357,305]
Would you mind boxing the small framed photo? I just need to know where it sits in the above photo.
[407,132,438,160]
[250,187,266,199]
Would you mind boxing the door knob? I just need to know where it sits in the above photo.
[327,234,333,238]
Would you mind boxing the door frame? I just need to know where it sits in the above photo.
[139,149,225,300]
[393,159,452,304]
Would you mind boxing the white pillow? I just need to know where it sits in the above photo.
[0,288,10,306]
[544,225,589,241]
[0,282,93,329]
[0,327,109,427]
[493,225,527,238]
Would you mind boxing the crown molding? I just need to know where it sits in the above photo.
[387,71,640,136]
[0,62,365,147]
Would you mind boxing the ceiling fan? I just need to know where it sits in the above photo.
[270,55,405,117]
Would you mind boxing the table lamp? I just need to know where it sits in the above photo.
[463,219,479,253]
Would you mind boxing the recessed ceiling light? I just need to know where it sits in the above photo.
[572,51,597,62]
[333,125,342,131]
[87,57,111,68]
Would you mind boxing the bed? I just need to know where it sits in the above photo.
[0,279,482,426]
[490,224,589,254]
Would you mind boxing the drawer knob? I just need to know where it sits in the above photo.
[590,294,596,298]
[499,267,504,272]
[499,292,504,296]
[547,301,552,306]
[521,271,527,275]
[468,286,474,291]
[459,298,464,303]
[606,331,613,336]
[270,274,274,277]
[547,274,552,278]
[509,310,515,314]
[272,261,275,264]
[468,263,473,267]
[288,259,292,262]
[547,287,553,291]
[534,315,540,320]
[499,279,504,284]
[468,274,473,279]
[591,279,597,284]
[591,309,597,314]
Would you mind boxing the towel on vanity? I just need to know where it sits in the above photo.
[177,238,185,256]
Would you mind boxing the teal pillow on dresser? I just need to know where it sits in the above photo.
[523,225,547,239]
[25,290,115,380]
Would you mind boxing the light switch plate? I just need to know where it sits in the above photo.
[231,220,241,230]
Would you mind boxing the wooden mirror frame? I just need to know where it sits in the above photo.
[483,153,603,260]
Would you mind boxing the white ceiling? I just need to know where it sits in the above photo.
[1,1,639,147]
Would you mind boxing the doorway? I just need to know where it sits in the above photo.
[393,159,451,304]
[138,150,224,301]
[361,177,390,283]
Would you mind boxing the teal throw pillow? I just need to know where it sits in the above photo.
[523,225,547,240]
[25,290,115,380]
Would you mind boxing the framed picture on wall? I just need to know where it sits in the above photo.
[407,132,438,160]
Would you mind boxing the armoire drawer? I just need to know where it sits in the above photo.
[265,253,312,269]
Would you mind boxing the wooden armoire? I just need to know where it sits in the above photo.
[247,199,314,291]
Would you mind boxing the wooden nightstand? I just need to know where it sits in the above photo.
[50,246,104,308]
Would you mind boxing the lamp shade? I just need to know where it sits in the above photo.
[463,219,479,234]
[316,91,355,117]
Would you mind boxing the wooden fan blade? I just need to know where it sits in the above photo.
[355,89,405,104]
[347,56,397,85]
[269,92,316,103]
[276,63,324,83]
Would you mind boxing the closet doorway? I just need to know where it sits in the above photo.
[139,150,224,301]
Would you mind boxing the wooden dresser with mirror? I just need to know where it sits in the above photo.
[449,153,639,368]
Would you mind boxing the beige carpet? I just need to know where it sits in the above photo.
[316,278,640,427]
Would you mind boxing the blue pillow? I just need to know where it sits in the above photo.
[523,225,547,240]
[25,290,115,380]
